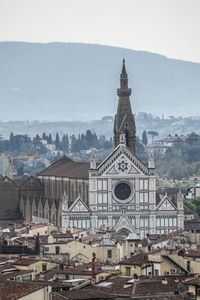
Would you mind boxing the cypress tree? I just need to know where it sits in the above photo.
[142,130,148,145]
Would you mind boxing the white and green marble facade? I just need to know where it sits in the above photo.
[62,139,184,239]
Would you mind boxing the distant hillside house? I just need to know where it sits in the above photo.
[147,135,187,154]
[186,183,200,199]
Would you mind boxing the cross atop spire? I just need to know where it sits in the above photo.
[114,60,136,153]
[121,59,127,79]
[119,59,129,90]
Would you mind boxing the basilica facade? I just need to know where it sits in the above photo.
[0,61,186,235]
[60,60,184,238]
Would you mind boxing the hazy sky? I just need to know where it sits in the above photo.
[0,0,200,62]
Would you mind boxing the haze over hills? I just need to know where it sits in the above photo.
[0,42,200,121]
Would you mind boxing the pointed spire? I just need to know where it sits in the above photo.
[119,59,129,90]
[177,189,182,201]
[121,59,127,79]
[114,60,136,153]
[90,152,97,169]
[177,190,183,210]
[148,151,155,169]
[62,191,68,211]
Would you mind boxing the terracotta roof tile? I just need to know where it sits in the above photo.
[37,156,90,179]
[14,258,39,266]
[52,232,73,239]
[91,275,188,297]
[119,253,149,266]
[52,288,115,299]
[57,262,103,276]
[185,250,200,258]
[0,281,48,300]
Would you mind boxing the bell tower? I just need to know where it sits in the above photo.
[114,59,136,153]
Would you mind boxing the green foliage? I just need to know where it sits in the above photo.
[155,133,200,180]
[184,197,200,216]
[156,177,173,188]
[147,131,159,143]
[173,182,194,190]
[142,130,148,145]
[136,137,148,164]
[70,130,112,153]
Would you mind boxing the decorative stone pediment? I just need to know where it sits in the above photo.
[156,196,176,211]
[69,195,90,213]
[106,166,118,175]
[100,148,146,176]
[129,165,140,175]
[114,215,135,233]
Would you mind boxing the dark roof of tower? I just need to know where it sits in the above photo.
[114,60,136,152]
[37,156,90,180]
[121,59,127,79]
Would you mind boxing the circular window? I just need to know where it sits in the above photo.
[114,182,132,201]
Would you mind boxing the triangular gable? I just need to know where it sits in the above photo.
[156,196,176,211]
[129,165,140,174]
[106,154,141,175]
[20,176,43,189]
[98,145,148,176]
[106,166,118,175]
[119,114,134,132]
[71,252,90,261]
[69,196,90,213]
[1,176,16,185]
[115,215,135,233]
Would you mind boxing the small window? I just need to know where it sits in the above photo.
[55,246,60,255]
[42,264,47,272]
[107,250,112,258]
[15,276,21,281]
[126,267,131,276]
[23,274,32,281]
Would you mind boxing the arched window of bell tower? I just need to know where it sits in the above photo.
[125,130,129,147]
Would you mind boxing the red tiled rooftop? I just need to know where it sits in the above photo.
[29,223,48,230]
[119,253,149,266]
[14,258,39,266]
[92,275,188,297]
[37,156,90,179]
[185,250,200,258]
[36,267,58,281]
[0,281,48,300]
[57,262,103,276]
[52,232,73,239]
[52,288,115,299]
